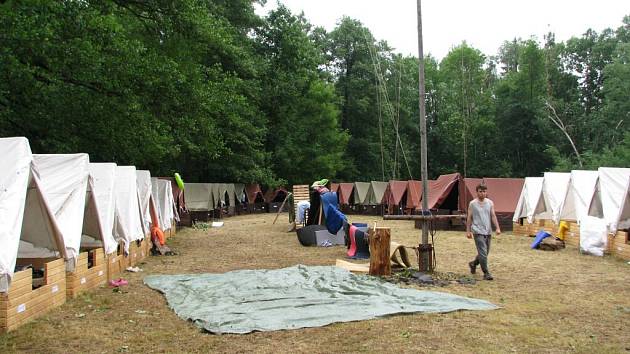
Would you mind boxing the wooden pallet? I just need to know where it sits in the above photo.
[292,185,310,225]
[66,249,107,298]
[1,258,66,333]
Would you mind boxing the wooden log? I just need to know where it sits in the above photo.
[368,227,391,276]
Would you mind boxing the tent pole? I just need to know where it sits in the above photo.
[416,0,432,272]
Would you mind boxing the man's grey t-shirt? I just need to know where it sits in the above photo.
[469,198,494,235]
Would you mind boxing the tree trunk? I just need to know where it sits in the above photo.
[368,227,391,276]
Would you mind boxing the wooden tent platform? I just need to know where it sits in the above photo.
[66,249,107,298]
[1,258,66,333]
[513,219,630,260]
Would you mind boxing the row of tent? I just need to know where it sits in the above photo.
[0,137,178,293]
[183,174,526,221]
[330,173,525,219]
[513,167,630,234]
[184,183,276,211]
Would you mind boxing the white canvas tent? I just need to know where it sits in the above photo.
[186,183,213,211]
[0,137,66,292]
[151,177,176,231]
[617,177,630,231]
[589,167,630,233]
[512,177,544,223]
[85,163,119,255]
[556,170,599,224]
[114,166,144,253]
[539,172,571,221]
[33,153,91,267]
[136,170,155,235]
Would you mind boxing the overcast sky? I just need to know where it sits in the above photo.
[255,1,629,60]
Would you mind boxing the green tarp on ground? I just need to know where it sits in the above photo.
[144,265,498,334]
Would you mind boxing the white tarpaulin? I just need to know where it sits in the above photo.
[0,137,65,292]
[557,170,598,224]
[513,177,544,223]
[114,166,144,253]
[540,172,570,221]
[589,167,630,233]
[33,153,90,265]
[86,163,118,255]
[580,216,608,256]
[136,170,153,234]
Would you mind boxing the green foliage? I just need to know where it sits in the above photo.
[256,5,348,185]
[0,3,627,184]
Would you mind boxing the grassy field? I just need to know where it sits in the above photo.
[1,213,629,353]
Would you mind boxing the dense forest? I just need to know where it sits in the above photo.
[1,1,628,185]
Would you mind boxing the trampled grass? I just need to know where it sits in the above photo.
[1,213,629,353]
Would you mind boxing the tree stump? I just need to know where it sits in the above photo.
[368,227,391,276]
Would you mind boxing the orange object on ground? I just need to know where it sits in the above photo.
[151,226,166,246]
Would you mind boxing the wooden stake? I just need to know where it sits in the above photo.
[272,192,292,225]
[369,227,391,276]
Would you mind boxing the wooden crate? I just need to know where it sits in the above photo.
[1,258,66,333]
[66,249,107,298]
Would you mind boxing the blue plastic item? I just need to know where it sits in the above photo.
[531,230,551,249]
[352,223,368,227]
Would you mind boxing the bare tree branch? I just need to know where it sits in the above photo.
[545,100,583,167]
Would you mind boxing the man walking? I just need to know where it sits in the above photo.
[466,184,501,280]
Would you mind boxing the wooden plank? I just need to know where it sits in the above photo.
[335,259,369,273]
[4,280,33,301]
[47,270,66,284]
[2,288,64,328]
[11,269,33,283]
[1,282,60,320]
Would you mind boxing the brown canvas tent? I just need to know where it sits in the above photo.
[338,183,355,206]
[383,180,408,214]
[458,178,483,212]
[264,187,288,203]
[245,184,265,204]
[483,178,524,218]
[425,173,461,210]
